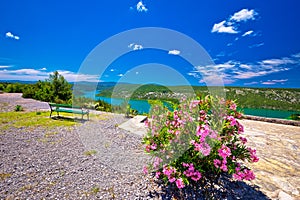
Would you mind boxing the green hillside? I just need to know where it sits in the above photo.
[97,84,300,111]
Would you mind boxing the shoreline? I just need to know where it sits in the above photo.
[243,115,300,126]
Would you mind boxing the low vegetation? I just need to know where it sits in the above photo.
[0,111,76,130]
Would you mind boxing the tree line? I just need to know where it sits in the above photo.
[0,71,72,104]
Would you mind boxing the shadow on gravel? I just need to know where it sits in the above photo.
[51,116,89,123]
[148,174,270,200]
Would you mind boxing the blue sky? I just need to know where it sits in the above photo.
[0,0,299,88]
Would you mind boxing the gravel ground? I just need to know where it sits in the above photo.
[0,93,270,199]
[0,93,49,112]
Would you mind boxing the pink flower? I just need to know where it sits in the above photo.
[150,143,157,150]
[239,136,247,144]
[144,119,149,127]
[243,169,255,180]
[237,121,244,134]
[143,166,148,174]
[230,103,237,111]
[153,157,163,169]
[155,171,161,178]
[174,130,180,135]
[162,166,176,177]
[190,100,200,110]
[197,125,210,141]
[233,169,255,181]
[182,162,189,167]
[218,145,231,158]
[248,147,259,162]
[233,172,243,181]
[220,163,228,172]
[190,171,201,181]
[169,177,176,183]
[227,116,237,126]
[213,159,221,168]
[175,178,185,189]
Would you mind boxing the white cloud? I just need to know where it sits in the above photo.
[187,72,201,79]
[261,58,295,66]
[230,9,257,22]
[168,50,181,55]
[261,79,288,85]
[0,65,11,69]
[128,43,143,50]
[249,42,264,48]
[242,30,254,37]
[110,69,115,72]
[0,68,99,82]
[211,9,258,35]
[292,52,300,58]
[57,70,99,82]
[244,81,259,85]
[5,32,20,40]
[40,67,47,71]
[211,21,238,34]
[136,1,148,12]
[117,74,124,77]
[191,52,299,84]
[133,44,143,50]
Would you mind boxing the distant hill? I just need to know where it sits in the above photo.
[96,84,300,111]
[0,80,37,84]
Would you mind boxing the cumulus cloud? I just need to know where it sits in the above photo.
[5,32,20,40]
[211,21,238,34]
[168,50,181,55]
[136,1,148,12]
[230,9,258,22]
[211,9,258,34]
[128,43,143,50]
[117,74,124,77]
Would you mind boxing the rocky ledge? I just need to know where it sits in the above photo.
[241,119,300,200]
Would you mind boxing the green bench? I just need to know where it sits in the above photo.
[49,103,89,120]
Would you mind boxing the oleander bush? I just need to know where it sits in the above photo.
[142,95,259,192]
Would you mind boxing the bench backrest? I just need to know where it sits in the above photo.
[49,103,82,109]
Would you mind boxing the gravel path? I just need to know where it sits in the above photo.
[0,93,49,112]
[0,93,271,199]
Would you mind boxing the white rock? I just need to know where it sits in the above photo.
[278,191,294,200]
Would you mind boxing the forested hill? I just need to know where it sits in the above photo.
[97,84,300,111]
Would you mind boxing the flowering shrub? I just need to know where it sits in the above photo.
[142,95,259,190]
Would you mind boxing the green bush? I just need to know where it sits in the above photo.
[14,105,23,112]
